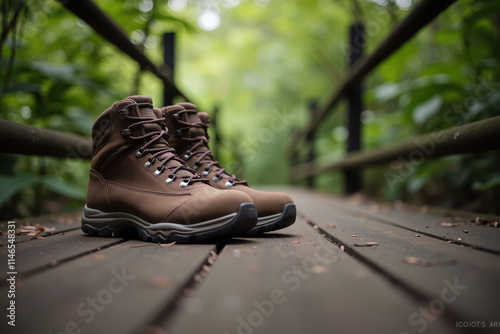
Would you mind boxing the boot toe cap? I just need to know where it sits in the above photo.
[235,187,294,217]
[170,188,254,224]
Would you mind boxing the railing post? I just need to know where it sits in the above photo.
[289,128,299,186]
[306,101,317,189]
[212,105,221,161]
[163,32,175,106]
[344,23,364,194]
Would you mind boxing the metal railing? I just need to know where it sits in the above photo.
[288,0,500,193]
[0,0,184,160]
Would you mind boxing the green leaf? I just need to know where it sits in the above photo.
[42,176,86,201]
[412,95,443,125]
[408,174,431,193]
[473,176,500,191]
[463,2,500,28]
[29,61,76,82]
[372,82,401,102]
[0,173,41,208]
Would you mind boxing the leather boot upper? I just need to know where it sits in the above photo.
[161,103,293,217]
[87,96,253,225]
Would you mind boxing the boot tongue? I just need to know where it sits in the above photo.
[198,112,210,124]
[176,103,209,150]
[126,95,155,117]
[125,95,161,133]
[126,97,192,178]
[193,113,212,153]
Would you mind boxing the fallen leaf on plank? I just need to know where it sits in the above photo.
[354,242,379,247]
[159,241,176,247]
[19,226,37,233]
[35,224,56,232]
[403,257,457,267]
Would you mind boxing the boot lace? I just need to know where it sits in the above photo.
[175,109,247,187]
[120,102,207,187]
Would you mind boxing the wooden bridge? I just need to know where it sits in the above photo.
[1,187,500,334]
[1,0,500,333]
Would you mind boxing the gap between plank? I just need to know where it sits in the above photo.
[305,217,471,334]
[135,240,227,334]
[0,238,128,288]
[328,204,500,256]
[10,226,81,245]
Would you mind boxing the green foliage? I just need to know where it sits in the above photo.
[1,0,499,217]
[0,173,40,208]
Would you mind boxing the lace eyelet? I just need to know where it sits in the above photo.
[176,129,182,136]
[184,151,192,159]
[225,180,235,188]
[145,158,155,168]
[135,149,145,158]
[118,108,130,117]
[179,179,190,188]
[155,165,165,176]
[213,174,222,182]
[121,129,131,136]
[202,167,211,177]
[171,113,179,120]
[193,162,201,170]
[166,174,176,183]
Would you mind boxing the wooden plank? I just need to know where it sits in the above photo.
[344,199,500,254]
[0,211,81,245]
[290,189,500,331]
[284,188,500,254]
[0,229,126,279]
[0,239,215,334]
[165,218,453,334]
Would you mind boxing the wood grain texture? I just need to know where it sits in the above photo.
[2,187,498,334]
[166,219,453,334]
[0,240,214,334]
[0,211,81,245]
[0,230,126,280]
[277,187,500,254]
[289,188,500,332]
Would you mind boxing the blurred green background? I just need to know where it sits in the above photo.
[1,0,499,219]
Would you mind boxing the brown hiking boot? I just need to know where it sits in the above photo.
[82,96,257,243]
[161,102,296,236]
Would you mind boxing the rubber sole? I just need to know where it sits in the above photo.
[237,203,297,236]
[81,203,257,244]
